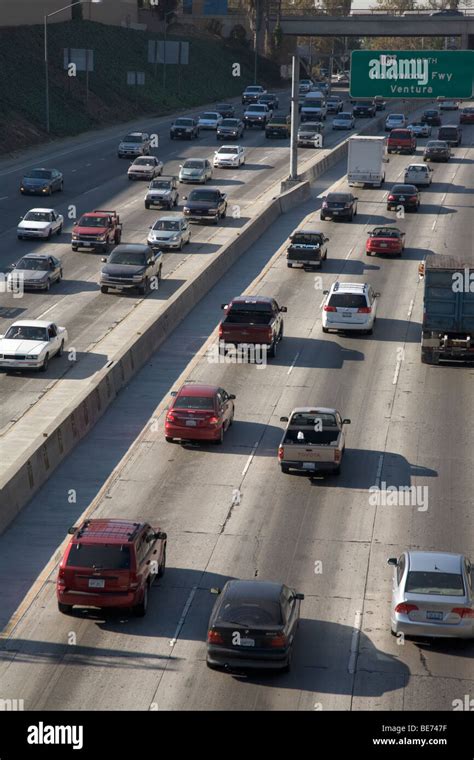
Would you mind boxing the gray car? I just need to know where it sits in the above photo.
[144,176,179,209]
[147,215,191,251]
[100,244,162,295]
[388,551,474,639]
[7,253,62,291]
[179,158,213,184]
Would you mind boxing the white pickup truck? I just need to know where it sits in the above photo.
[0,320,68,372]
[278,407,350,475]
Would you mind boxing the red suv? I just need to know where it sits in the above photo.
[165,383,235,444]
[387,129,416,155]
[56,519,167,616]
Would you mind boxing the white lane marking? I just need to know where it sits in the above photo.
[375,454,384,489]
[0,196,8,200]
[85,163,91,167]
[431,219,437,230]
[441,193,447,204]
[319,297,325,309]
[242,441,259,477]
[169,586,197,647]
[345,246,354,260]
[71,169,77,173]
[382,191,388,200]
[38,302,60,319]
[407,299,414,319]
[393,360,402,385]
[287,351,300,375]
[83,185,101,194]
[348,610,362,675]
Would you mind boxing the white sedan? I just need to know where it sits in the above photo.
[213,145,246,168]
[127,156,163,180]
[197,112,223,130]
[0,320,68,372]
[407,122,432,138]
[17,208,63,240]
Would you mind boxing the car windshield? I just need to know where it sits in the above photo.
[23,212,50,222]
[201,113,218,120]
[292,234,323,245]
[221,119,239,126]
[405,571,465,596]
[26,170,52,179]
[183,161,204,169]
[338,113,352,119]
[357,102,373,107]
[328,293,367,309]
[188,191,219,201]
[406,165,425,172]
[16,258,49,270]
[371,227,401,238]
[4,325,49,341]
[78,216,109,227]
[175,395,214,410]
[248,105,267,112]
[66,543,131,570]
[218,147,238,154]
[225,308,273,324]
[390,130,410,138]
[123,134,141,143]
[150,180,171,189]
[427,141,447,148]
[391,185,415,193]
[424,111,438,117]
[217,600,283,626]
[153,220,180,231]
[388,114,404,120]
[327,194,351,202]
[246,87,262,93]
[290,413,337,426]
[134,158,155,165]
[175,119,193,126]
[108,251,147,266]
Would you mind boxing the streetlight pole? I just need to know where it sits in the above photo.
[162,11,174,90]
[44,0,102,133]
[254,0,258,84]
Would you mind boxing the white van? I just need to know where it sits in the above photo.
[301,92,327,121]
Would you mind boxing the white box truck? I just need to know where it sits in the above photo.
[347,135,388,188]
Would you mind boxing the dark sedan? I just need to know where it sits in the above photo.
[258,93,279,110]
[320,192,358,222]
[20,168,63,195]
[386,184,420,212]
[352,101,376,118]
[217,118,245,140]
[460,107,474,125]
[215,103,235,119]
[421,109,442,126]
[99,243,162,295]
[182,188,227,224]
[423,140,451,162]
[206,579,304,672]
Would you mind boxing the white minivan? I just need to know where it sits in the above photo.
[404,163,433,187]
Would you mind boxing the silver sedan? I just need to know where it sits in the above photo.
[388,551,474,639]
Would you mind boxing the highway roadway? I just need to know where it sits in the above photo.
[0,113,473,710]
[0,90,362,434]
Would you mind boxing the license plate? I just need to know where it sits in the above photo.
[89,579,105,588]
[342,312,352,318]
[426,611,443,621]
[333,210,340,215]
[240,638,255,647]
[186,419,197,427]
[303,462,316,470]
[83,242,91,247]
[399,196,405,201]
[379,243,388,248]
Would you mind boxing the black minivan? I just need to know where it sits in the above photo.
[438,125,462,147]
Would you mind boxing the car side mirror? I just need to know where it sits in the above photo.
[228,394,236,400]
[295,593,305,600]
[221,303,228,310]
[153,531,167,541]
[375,292,381,298]
[342,419,351,425]
[280,416,289,422]
[19,216,23,221]
[280,306,287,313]
[170,391,178,397]
[354,197,359,200]
[324,237,330,242]
[100,257,107,263]
[387,557,398,566]
[323,289,329,295]
[179,164,183,168]
[67,526,77,534]
[210,588,221,595]
[182,196,187,200]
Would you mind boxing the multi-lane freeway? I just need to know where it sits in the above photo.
[0,87,473,711]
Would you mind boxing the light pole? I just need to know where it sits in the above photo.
[162,11,174,90]
[44,0,102,133]
[254,0,259,84]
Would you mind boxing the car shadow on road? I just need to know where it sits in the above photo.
[240,163,274,171]
[171,242,221,255]
[3,352,109,380]
[319,259,380,275]
[211,178,245,186]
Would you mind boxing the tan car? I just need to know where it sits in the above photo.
[278,407,350,475]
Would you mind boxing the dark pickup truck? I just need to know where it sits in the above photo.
[218,296,287,358]
[182,188,227,224]
[287,229,329,270]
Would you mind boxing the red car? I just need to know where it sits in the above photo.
[165,383,235,444]
[460,107,474,125]
[387,129,416,155]
[366,226,405,257]
[56,519,167,616]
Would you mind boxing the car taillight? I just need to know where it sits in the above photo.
[324,305,336,312]
[207,630,224,644]
[269,633,287,648]
[267,328,273,341]
[129,573,140,590]
[395,603,418,614]
[278,445,284,461]
[58,567,65,580]
[358,306,371,313]
[166,413,175,423]
[207,415,219,425]
[322,201,328,208]
[334,449,341,463]
[388,194,395,200]
[409,196,417,201]
[218,324,223,338]
[451,607,474,619]
[345,203,352,208]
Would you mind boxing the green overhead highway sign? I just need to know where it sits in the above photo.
[350,50,474,99]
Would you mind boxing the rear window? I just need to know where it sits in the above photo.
[226,308,273,324]
[390,130,410,139]
[438,128,458,137]
[327,194,350,202]
[66,543,131,569]
[328,293,367,309]
[175,395,214,410]
[405,571,464,596]
[391,185,416,193]
[289,412,337,426]
[217,599,283,625]
[291,234,323,245]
